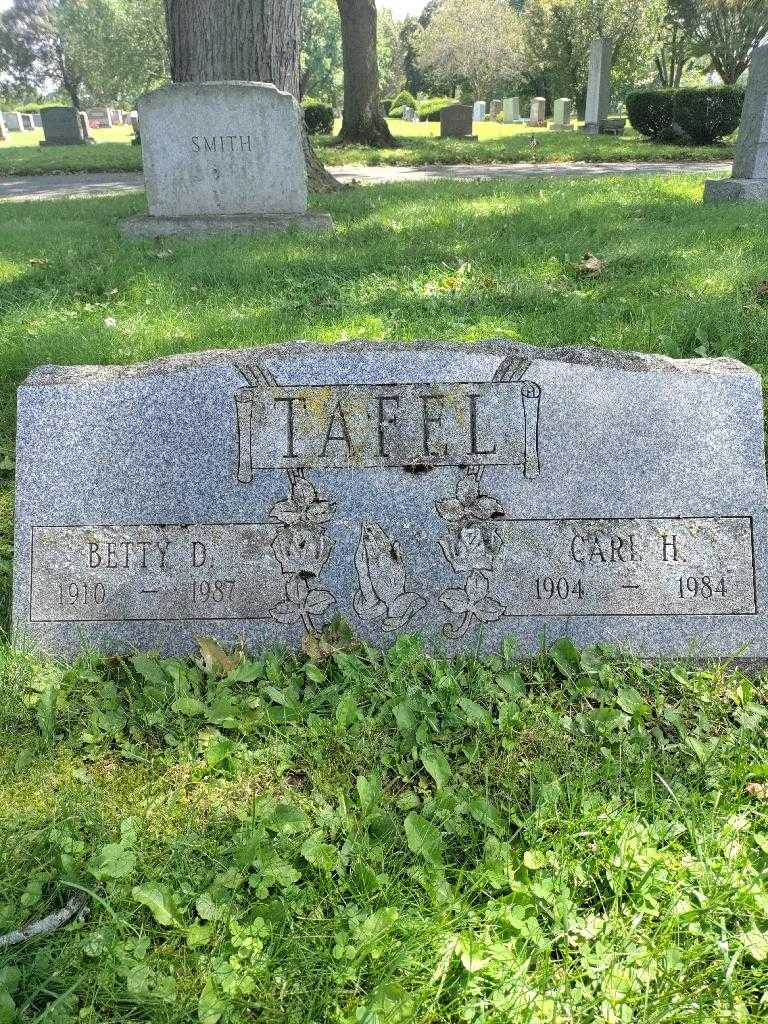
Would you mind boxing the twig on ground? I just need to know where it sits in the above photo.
[0,892,88,948]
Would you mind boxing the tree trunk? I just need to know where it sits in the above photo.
[336,0,395,146]
[163,0,338,191]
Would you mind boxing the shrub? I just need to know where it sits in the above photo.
[381,98,392,116]
[390,89,416,112]
[302,98,334,135]
[673,85,743,144]
[416,97,455,121]
[627,86,743,144]
[626,89,676,140]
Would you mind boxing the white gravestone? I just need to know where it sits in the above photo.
[473,101,487,122]
[503,97,522,123]
[704,45,768,204]
[579,39,624,135]
[550,98,574,131]
[120,81,332,239]
[527,98,547,127]
[5,112,27,132]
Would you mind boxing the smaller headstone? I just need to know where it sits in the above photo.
[20,113,34,130]
[5,112,27,132]
[503,97,522,123]
[0,113,6,141]
[88,108,113,128]
[550,97,574,131]
[78,112,94,142]
[490,99,502,119]
[40,106,94,146]
[439,103,476,140]
[472,100,486,122]
[527,97,547,127]
[128,111,140,145]
[704,44,768,204]
[32,112,42,128]
[120,81,332,239]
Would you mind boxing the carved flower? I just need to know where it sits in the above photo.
[439,524,502,574]
[435,477,504,526]
[272,527,334,578]
[440,570,504,638]
[271,575,336,628]
[270,478,334,528]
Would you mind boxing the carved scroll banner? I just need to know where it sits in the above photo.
[12,341,768,661]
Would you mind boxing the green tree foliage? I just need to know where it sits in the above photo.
[522,0,666,109]
[300,0,342,104]
[414,0,525,101]
[377,5,404,99]
[0,0,168,109]
[669,0,768,84]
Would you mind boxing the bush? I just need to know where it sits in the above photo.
[627,86,743,144]
[673,85,743,144]
[416,97,455,122]
[302,98,334,135]
[390,89,416,114]
[381,99,392,116]
[626,89,677,140]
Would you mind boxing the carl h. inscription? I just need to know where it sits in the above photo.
[13,341,768,658]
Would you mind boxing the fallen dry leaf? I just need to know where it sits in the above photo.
[28,257,49,267]
[195,636,242,675]
[576,252,606,275]
[745,781,768,800]
[755,280,768,302]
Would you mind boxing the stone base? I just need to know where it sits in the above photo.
[579,118,626,136]
[526,120,547,128]
[120,211,334,239]
[703,177,768,204]
[549,124,575,131]
[39,139,96,146]
[440,134,478,141]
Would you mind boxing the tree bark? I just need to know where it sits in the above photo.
[163,0,338,191]
[336,0,395,146]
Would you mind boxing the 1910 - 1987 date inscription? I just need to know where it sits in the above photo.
[29,516,756,626]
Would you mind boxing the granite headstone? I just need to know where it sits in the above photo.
[5,112,26,132]
[120,81,332,238]
[527,98,547,127]
[13,341,768,661]
[503,97,522,123]
[490,99,502,119]
[579,39,626,135]
[0,113,6,141]
[40,106,93,146]
[550,97,574,131]
[472,101,486,122]
[439,104,476,140]
[704,45,768,204]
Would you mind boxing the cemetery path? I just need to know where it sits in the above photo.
[0,161,733,202]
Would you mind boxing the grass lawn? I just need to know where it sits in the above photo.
[0,120,734,176]
[1,174,767,1021]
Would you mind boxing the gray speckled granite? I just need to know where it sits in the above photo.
[13,340,768,660]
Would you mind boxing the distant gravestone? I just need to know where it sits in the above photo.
[32,112,42,128]
[20,113,34,130]
[579,39,624,135]
[527,97,547,127]
[550,97,574,131]
[472,101,486,122]
[490,99,502,119]
[5,112,26,132]
[439,104,476,140]
[503,97,522,123]
[120,81,332,239]
[78,112,94,142]
[704,45,768,204]
[14,342,768,663]
[40,107,94,146]
[0,113,6,141]
[88,108,113,128]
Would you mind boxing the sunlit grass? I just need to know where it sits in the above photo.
[0,119,733,175]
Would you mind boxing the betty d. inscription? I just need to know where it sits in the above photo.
[29,517,756,631]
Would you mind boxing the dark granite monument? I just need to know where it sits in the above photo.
[439,104,476,140]
[40,107,94,146]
